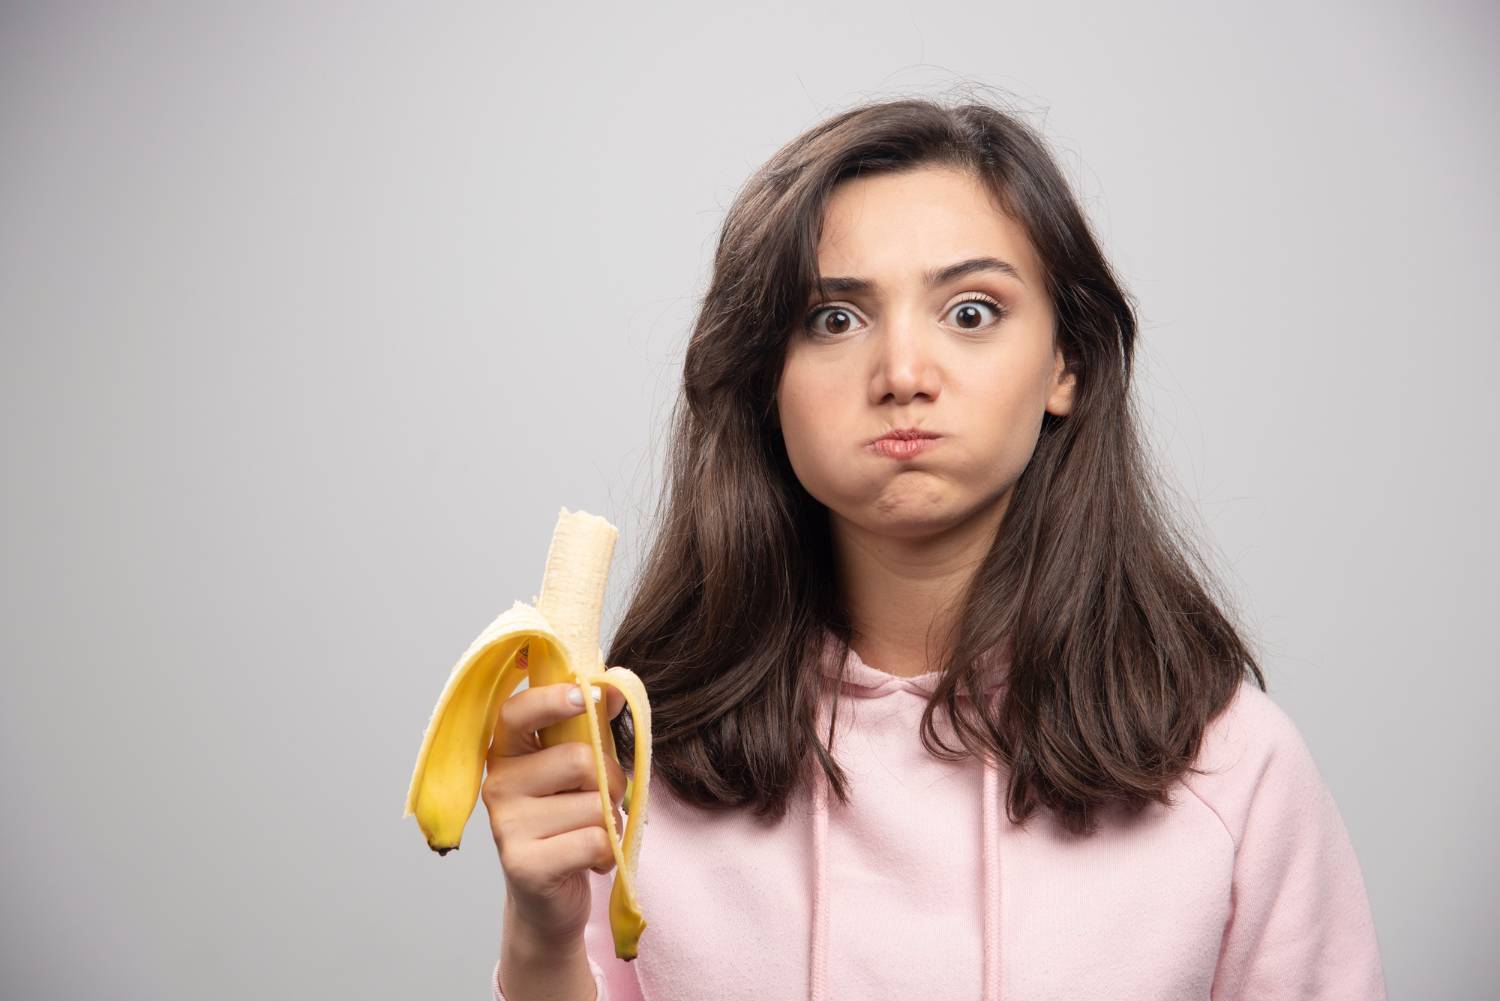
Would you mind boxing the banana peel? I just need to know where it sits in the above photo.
[404,507,651,960]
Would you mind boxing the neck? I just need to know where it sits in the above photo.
[831,488,1011,678]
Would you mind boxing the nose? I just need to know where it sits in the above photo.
[870,308,940,406]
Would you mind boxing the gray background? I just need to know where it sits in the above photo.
[2,2,1494,998]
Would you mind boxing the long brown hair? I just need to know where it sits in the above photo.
[605,91,1265,838]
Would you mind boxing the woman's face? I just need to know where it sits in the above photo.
[775,163,1075,542]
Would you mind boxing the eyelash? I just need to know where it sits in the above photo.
[802,294,1010,337]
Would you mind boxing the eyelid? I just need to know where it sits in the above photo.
[804,291,1009,333]
[806,290,1006,315]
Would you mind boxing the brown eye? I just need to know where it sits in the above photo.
[804,305,863,338]
[945,295,1009,331]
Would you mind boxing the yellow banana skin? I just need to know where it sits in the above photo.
[403,508,652,961]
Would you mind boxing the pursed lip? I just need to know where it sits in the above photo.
[868,427,944,445]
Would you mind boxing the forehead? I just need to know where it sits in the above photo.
[814,164,1040,288]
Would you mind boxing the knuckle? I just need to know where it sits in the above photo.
[490,807,516,846]
[497,841,526,879]
[482,761,519,802]
[607,761,626,799]
[571,742,596,776]
[487,799,515,839]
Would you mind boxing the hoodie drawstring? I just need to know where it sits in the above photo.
[808,697,1002,1001]
[809,741,829,1001]
[981,753,1001,1000]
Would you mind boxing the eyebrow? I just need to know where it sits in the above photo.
[812,256,1027,298]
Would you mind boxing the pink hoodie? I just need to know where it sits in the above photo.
[493,627,1387,1000]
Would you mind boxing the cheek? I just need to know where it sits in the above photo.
[779,399,837,476]
[956,359,1052,469]
[776,374,818,456]
[776,358,834,443]
[776,370,861,498]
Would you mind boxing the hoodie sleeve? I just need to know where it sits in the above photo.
[492,867,645,1001]
[1189,681,1387,1000]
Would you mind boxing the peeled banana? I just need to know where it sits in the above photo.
[403,507,652,961]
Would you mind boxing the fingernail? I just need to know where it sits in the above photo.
[567,684,602,706]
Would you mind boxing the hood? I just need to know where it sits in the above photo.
[817,626,1011,701]
[808,626,1011,1001]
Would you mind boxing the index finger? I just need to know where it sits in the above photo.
[486,658,629,763]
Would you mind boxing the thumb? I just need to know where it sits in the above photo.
[600,667,632,721]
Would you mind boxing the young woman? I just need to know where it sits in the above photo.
[486,96,1387,1000]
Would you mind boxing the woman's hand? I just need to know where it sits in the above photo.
[482,659,630,952]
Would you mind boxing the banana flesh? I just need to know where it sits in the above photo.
[403,507,652,961]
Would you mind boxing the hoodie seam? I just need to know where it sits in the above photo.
[1174,776,1236,855]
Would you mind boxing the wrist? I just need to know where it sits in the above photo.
[502,900,585,963]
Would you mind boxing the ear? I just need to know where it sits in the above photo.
[1045,344,1077,417]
